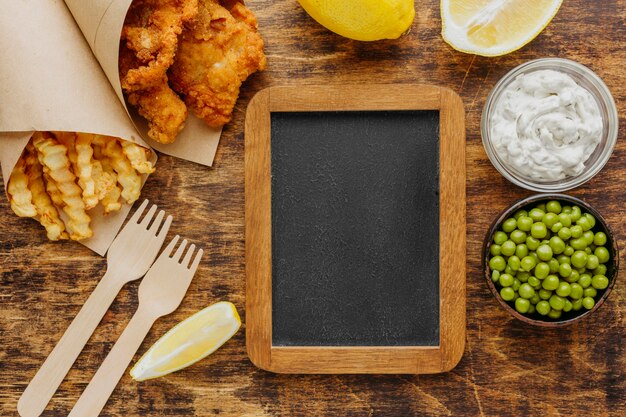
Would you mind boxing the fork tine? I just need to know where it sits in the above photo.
[139,204,158,228]
[182,244,196,267]
[157,215,173,238]
[128,199,149,224]
[162,235,180,257]
[190,249,204,272]
[173,239,188,262]
[148,210,165,233]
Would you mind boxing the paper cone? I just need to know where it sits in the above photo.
[0,0,156,255]
[65,0,222,166]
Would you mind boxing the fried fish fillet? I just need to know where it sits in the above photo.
[119,0,198,143]
[168,0,266,127]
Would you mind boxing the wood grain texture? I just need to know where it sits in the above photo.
[1,0,625,415]
[245,84,465,374]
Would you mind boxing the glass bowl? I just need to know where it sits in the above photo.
[483,194,619,327]
[481,58,618,192]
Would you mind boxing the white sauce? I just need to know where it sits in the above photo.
[490,69,603,181]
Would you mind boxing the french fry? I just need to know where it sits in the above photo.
[43,171,65,207]
[7,155,37,218]
[55,132,99,210]
[92,143,122,214]
[32,132,93,240]
[121,140,155,174]
[23,143,69,240]
[94,135,141,204]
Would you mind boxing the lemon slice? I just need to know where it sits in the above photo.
[130,302,241,381]
[441,0,563,56]
[297,0,415,41]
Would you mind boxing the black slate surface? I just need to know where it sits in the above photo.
[270,110,440,346]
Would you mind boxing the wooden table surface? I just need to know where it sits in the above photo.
[1,1,624,415]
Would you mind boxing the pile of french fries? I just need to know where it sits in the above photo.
[7,132,154,241]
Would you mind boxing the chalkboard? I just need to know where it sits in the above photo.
[245,85,466,374]
[270,110,440,347]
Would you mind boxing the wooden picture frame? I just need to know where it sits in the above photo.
[245,85,466,374]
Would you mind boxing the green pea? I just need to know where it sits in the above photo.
[556,281,571,297]
[549,236,566,254]
[510,230,527,244]
[517,216,533,232]
[584,213,596,229]
[562,206,572,214]
[516,244,529,259]
[579,274,592,288]
[582,296,595,310]
[531,223,548,239]
[499,273,514,287]
[595,247,610,263]
[526,236,540,250]
[548,258,560,274]
[536,203,547,212]
[520,256,535,272]
[546,200,562,214]
[551,222,563,233]
[490,244,501,256]
[558,227,572,241]
[515,298,530,313]
[594,232,607,246]
[594,265,608,276]
[549,295,566,310]
[542,212,559,228]
[591,275,609,290]
[558,263,572,278]
[571,298,583,311]
[529,208,545,222]
[536,300,551,315]
[500,287,516,301]
[494,231,508,245]
[534,262,550,279]
[557,255,570,265]
[563,299,573,313]
[570,283,583,299]
[583,231,595,246]
[565,269,580,283]
[542,275,559,291]
[584,247,592,255]
[577,216,591,231]
[507,256,521,271]
[557,213,572,227]
[489,256,506,272]
[571,251,588,269]
[501,240,516,257]
[538,289,552,300]
[502,218,517,233]
[528,276,541,289]
[505,266,517,276]
[529,294,540,305]
[536,244,553,261]
[491,270,500,283]
[583,287,597,298]
[517,271,530,282]
[514,209,528,220]
[564,246,574,257]
[548,309,562,319]
[527,304,536,314]
[571,238,587,251]
[518,283,535,299]
[586,254,600,270]
[570,225,583,238]
[570,206,582,221]
[512,278,521,292]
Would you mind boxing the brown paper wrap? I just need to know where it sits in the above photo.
[0,0,157,255]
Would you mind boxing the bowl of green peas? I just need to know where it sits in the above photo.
[484,194,619,326]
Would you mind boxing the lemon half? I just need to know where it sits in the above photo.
[297,0,415,41]
[441,0,563,57]
[130,302,241,381]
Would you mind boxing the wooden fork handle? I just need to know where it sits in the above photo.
[68,309,156,417]
[17,271,124,417]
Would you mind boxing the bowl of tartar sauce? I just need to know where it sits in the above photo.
[482,58,618,192]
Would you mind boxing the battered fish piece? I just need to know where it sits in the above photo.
[169,0,266,127]
[119,0,198,143]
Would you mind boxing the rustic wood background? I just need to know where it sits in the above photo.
[1,0,624,415]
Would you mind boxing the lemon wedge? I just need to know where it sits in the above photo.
[130,302,241,381]
[297,0,415,41]
[441,0,563,56]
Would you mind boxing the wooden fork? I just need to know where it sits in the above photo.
[18,200,172,417]
[68,236,203,417]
